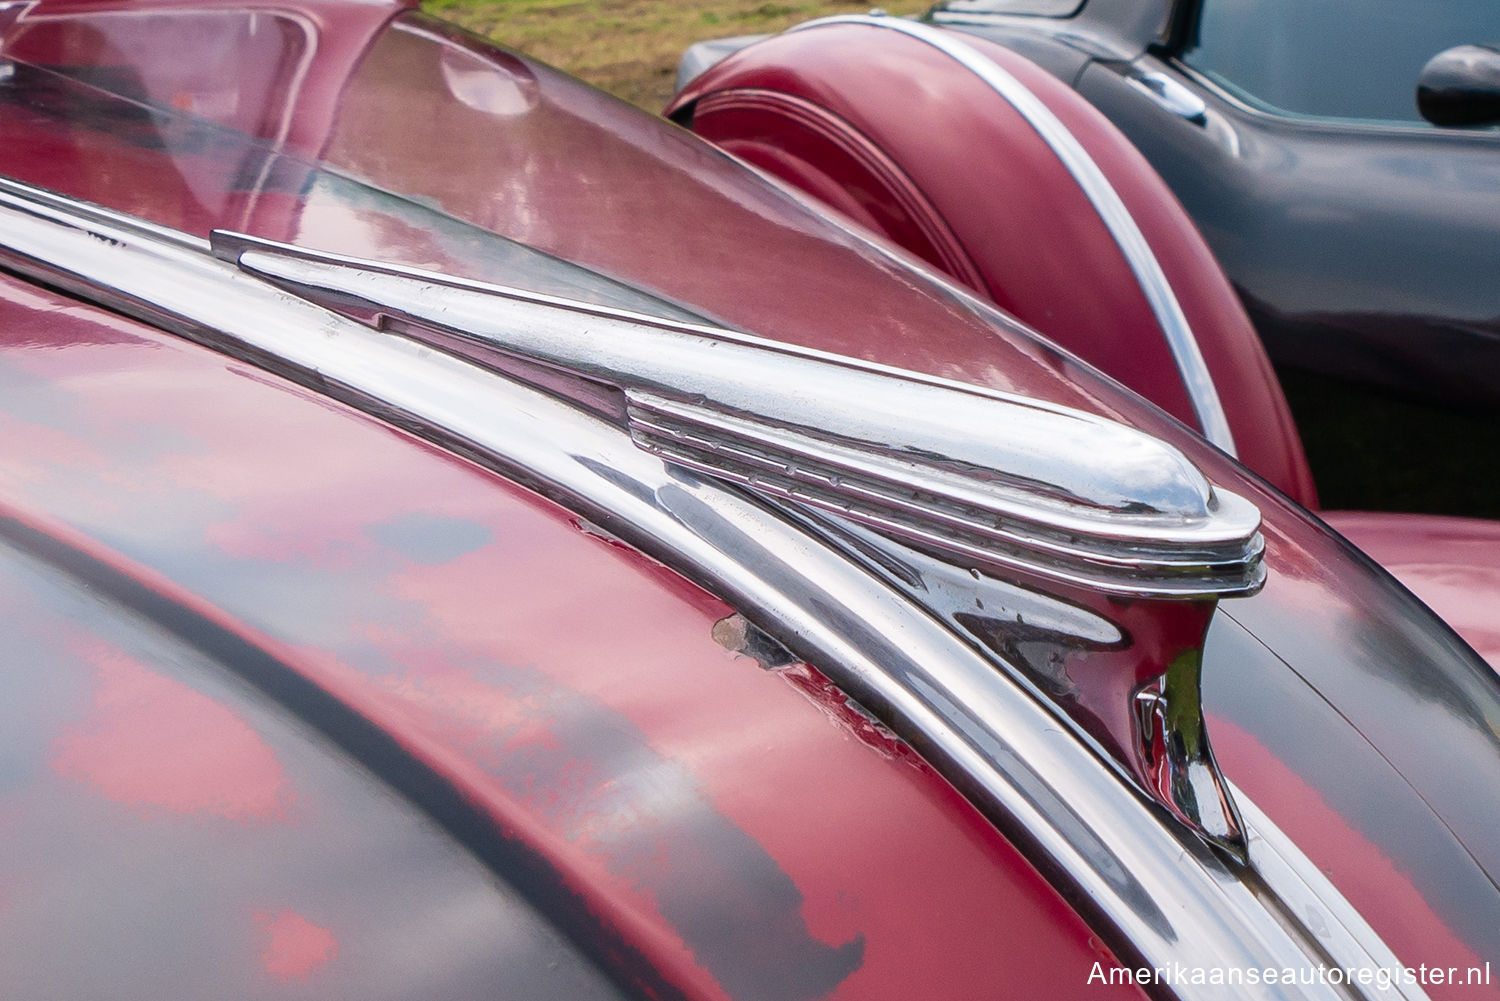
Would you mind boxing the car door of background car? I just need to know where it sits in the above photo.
[1070,0,1500,410]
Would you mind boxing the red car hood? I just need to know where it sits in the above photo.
[0,273,1139,998]
[3,3,1500,998]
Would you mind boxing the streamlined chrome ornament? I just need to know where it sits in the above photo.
[209,229,1264,601]
[209,229,1261,858]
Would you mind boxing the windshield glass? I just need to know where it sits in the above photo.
[1183,0,1500,124]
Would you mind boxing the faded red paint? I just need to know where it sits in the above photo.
[51,640,292,822]
[255,909,338,981]
[378,662,562,759]
[380,523,1151,1000]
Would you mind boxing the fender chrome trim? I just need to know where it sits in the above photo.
[787,14,1239,456]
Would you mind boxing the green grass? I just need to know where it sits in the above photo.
[422,0,926,109]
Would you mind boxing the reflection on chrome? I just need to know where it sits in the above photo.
[209,229,1263,860]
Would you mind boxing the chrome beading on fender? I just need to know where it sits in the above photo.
[0,176,1402,1000]
[208,229,1262,600]
[787,14,1239,456]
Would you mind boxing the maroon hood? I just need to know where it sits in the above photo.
[2,3,1500,998]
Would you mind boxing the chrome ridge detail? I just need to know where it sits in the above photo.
[0,177,1391,999]
[208,229,1263,600]
[787,14,1239,456]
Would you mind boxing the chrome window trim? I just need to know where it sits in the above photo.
[0,177,1413,1000]
[1171,57,1500,139]
[788,15,1239,456]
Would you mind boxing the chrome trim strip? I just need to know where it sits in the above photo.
[1233,782,1432,1001]
[0,176,209,253]
[787,15,1238,456]
[1129,69,1209,124]
[0,178,1382,1000]
[930,0,1084,19]
[209,229,1263,599]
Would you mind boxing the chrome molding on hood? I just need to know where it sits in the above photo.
[0,175,1420,1001]
[210,229,1263,600]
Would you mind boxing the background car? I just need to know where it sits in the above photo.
[672,0,1500,514]
[3,1,1500,998]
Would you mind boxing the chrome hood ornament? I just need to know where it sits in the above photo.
[210,230,1263,599]
[211,229,1261,857]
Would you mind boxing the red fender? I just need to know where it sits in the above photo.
[669,21,1318,508]
[1322,512,1500,669]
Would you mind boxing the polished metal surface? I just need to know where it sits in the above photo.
[931,0,1085,19]
[788,14,1239,456]
[1130,69,1209,123]
[0,176,1394,999]
[209,229,1264,599]
[1133,649,1247,856]
[1232,783,1432,1001]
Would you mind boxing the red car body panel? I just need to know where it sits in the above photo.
[668,23,1317,510]
[1324,511,1500,668]
[3,2,1500,997]
[0,275,1147,999]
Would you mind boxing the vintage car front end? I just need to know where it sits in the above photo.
[0,3,1497,999]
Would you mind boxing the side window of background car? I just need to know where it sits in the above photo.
[1180,0,1500,127]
